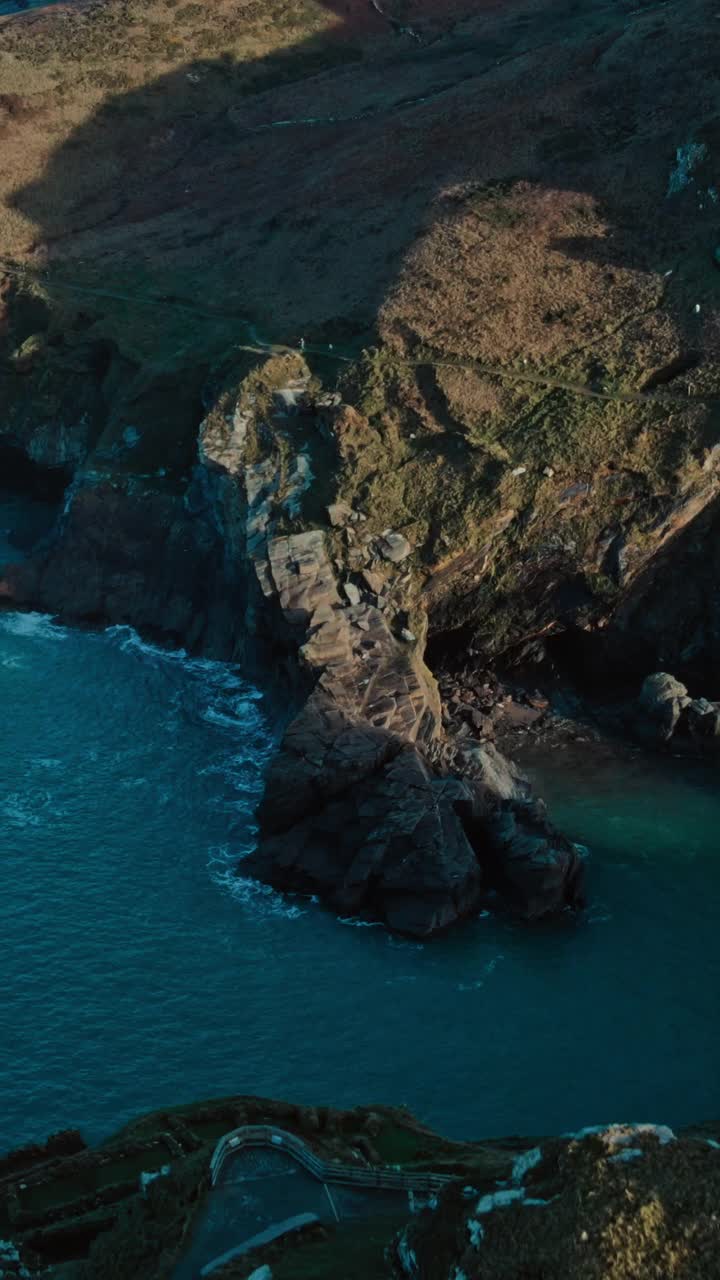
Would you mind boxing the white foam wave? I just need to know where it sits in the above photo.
[104,625,262,693]
[457,953,505,991]
[386,936,424,951]
[208,845,307,920]
[3,796,45,828]
[338,916,385,929]
[0,611,66,641]
[203,705,249,730]
[2,790,65,828]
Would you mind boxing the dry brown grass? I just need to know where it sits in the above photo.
[405,1129,720,1279]
[2,0,720,659]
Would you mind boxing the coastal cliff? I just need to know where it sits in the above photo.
[1,348,583,933]
[1,0,720,927]
[0,1,719,1275]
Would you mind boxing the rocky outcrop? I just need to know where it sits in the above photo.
[0,347,584,936]
[239,522,582,934]
[240,527,483,934]
[396,1122,720,1280]
[636,672,692,743]
[0,481,241,654]
[633,671,720,751]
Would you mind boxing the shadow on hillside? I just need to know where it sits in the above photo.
[9,0,713,360]
[7,0,477,350]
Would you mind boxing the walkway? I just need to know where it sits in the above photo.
[173,1126,457,1279]
[209,1124,457,1193]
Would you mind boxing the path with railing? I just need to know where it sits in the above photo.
[209,1124,457,1194]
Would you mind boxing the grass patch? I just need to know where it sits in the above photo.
[272,1213,408,1280]
[18,1147,173,1215]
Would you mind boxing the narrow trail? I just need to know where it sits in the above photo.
[2,257,717,410]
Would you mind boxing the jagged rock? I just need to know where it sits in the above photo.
[502,701,544,728]
[327,501,352,527]
[378,530,412,563]
[480,801,585,918]
[686,697,720,740]
[559,481,592,504]
[361,569,385,595]
[637,672,691,742]
[470,708,495,736]
[1,352,583,936]
[244,727,485,937]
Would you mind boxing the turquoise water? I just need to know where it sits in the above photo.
[0,1,58,15]
[0,2,58,16]
[2,499,720,1153]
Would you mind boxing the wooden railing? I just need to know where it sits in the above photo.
[209,1125,456,1194]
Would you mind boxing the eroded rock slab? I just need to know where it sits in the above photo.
[239,509,583,935]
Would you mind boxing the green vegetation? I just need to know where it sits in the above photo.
[272,1214,408,1280]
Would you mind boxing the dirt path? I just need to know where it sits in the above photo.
[3,256,717,411]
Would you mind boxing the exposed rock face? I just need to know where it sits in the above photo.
[240,525,479,935]
[599,490,720,688]
[0,481,239,654]
[239,522,583,935]
[637,672,691,743]
[632,671,720,750]
[0,351,583,936]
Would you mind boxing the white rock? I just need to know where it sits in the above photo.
[343,582,361,606]
[512,1146,542,1185]
[378,530,412,563]
[467,1218,484,1246]
[511,465,527,476]
[327,501,352,527]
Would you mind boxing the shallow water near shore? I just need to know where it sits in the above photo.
[2,502,720,1151]
[0,0,58,16]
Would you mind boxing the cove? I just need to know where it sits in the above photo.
[3,576,720,1154]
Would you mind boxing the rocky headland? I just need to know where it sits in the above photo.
[3,0,720,935]
[1,0,720,1274]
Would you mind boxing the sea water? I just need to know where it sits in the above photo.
[2,498,720,1152]
[0,2,60,17]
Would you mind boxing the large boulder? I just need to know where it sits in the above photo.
[637,672,691,742]
[686,697,720,744]
[244,729,486,937]
[480,799,585,919]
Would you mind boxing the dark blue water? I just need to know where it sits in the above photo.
[2,496,720,1154]
[0,1,58,17]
